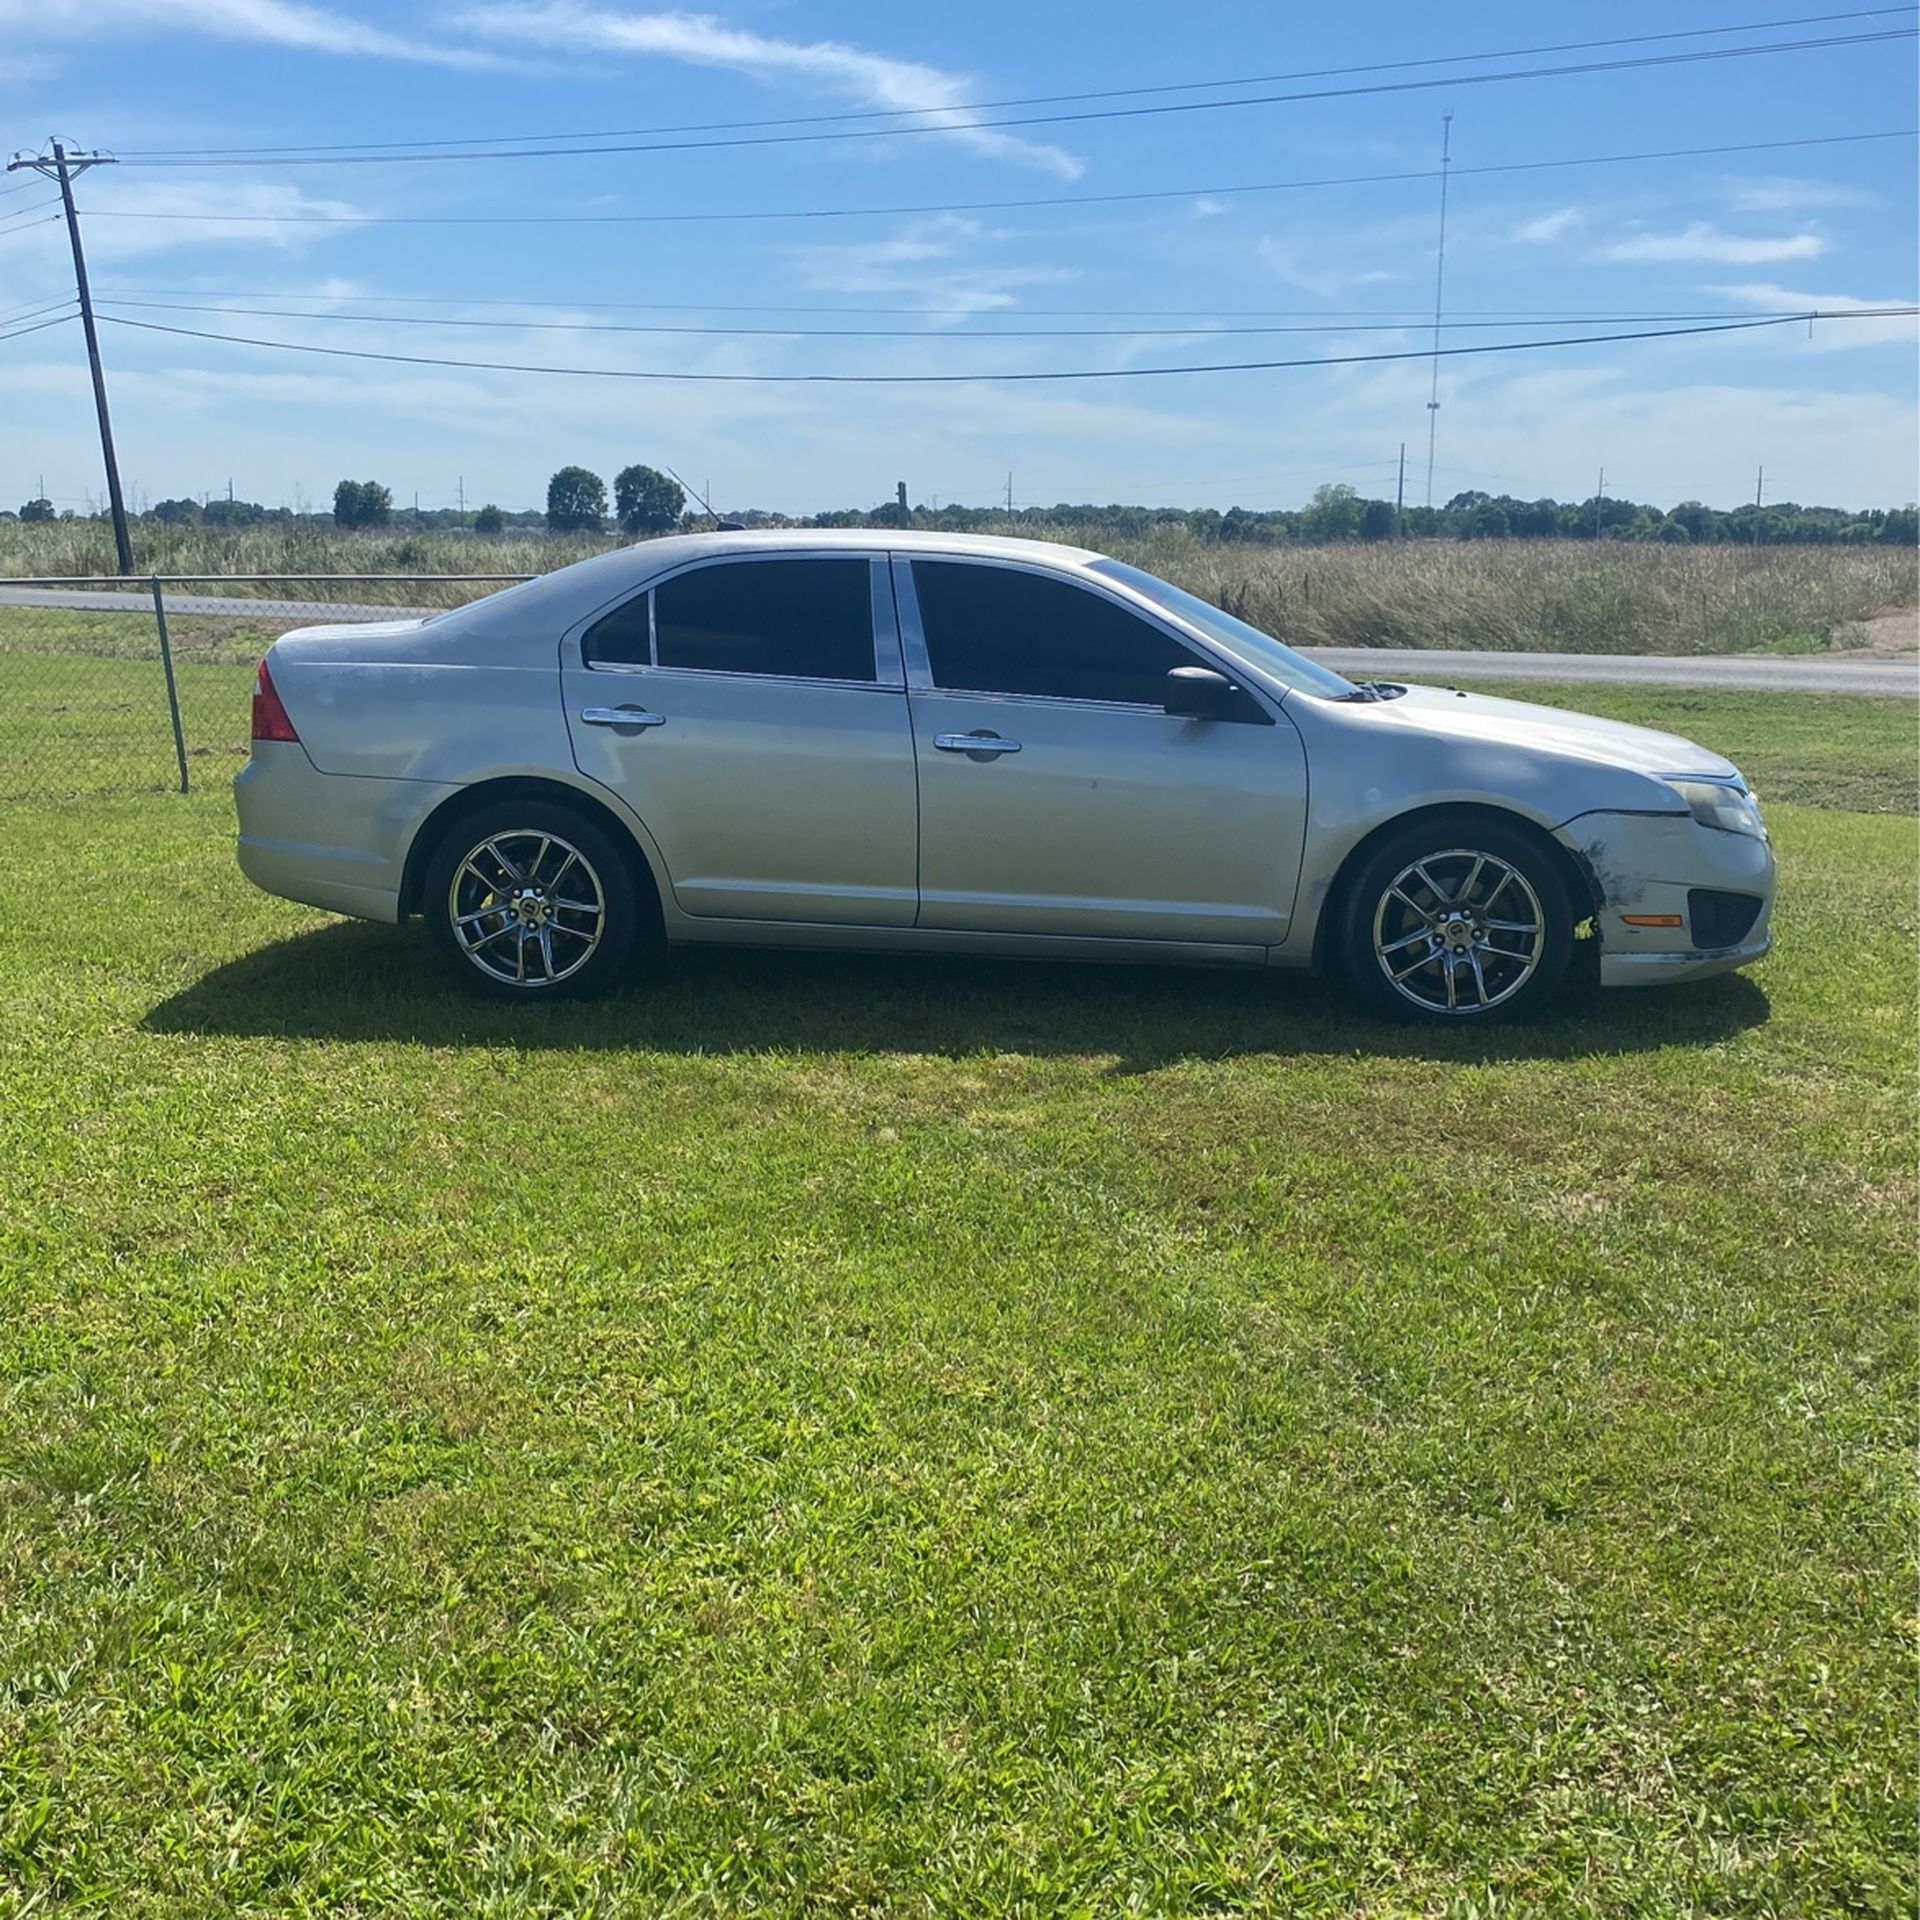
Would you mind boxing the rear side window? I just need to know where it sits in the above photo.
[580,593,651,667]
[912,560,1190,705]
[654,558,875,680]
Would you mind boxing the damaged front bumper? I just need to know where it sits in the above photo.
[1554,807,1776,990]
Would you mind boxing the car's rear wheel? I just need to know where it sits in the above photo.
[423,800,640,999]
[1340,817,1573,1022]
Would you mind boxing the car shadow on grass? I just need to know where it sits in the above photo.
[142,920,1771,1069]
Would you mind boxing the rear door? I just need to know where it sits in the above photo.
[898,555,1308,946]
[562,552,918,926]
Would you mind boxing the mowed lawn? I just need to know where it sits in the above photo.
[0,682,1912,1915]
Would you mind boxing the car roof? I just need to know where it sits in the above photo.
[449,526,1108,638]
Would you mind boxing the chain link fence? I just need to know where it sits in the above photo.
[0,576,532,802]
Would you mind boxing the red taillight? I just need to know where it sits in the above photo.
[251,657,300,744]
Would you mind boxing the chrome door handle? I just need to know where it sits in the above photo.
[933,732,1021,756]
[581,706,666,729]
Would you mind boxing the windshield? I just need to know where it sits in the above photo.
[1089,558,1358,700]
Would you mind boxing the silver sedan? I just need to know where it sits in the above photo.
[235,530,1774,1021]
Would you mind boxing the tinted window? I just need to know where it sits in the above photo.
[581,592,652,667]
[653,558,874,680]
[913,560,1189,705]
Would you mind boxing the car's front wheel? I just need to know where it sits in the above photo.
[422,800,641,999]
[1339,816,1574,1022]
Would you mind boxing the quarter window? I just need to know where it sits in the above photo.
[580,593,651,667]
[912,560,1190,705]
[657,558,875,680]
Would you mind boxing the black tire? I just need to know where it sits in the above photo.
[1338,815,1574,1023]
[422,799,647,1000]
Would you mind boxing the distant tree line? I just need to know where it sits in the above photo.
[10,475,1914,548]
[815,482,1920,547]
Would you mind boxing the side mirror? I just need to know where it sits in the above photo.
[1164,665,1264,723]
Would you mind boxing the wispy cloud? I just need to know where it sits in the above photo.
[29,179,368,259]
[787,216,1076,317]
[1723,175,1876,214]
[1256,237,1397,301]
[1711,281,1918,350]
[453,5,1083,177]
[0,0,504,68]
[1510,207,1582,246]
[1604,223,1828,266]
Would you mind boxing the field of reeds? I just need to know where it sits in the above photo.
[1,519,1911,655]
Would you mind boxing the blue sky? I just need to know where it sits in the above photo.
[1,1,1914,516]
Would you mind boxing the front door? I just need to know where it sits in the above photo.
[899,556,1308,946]
[563,552,918,926]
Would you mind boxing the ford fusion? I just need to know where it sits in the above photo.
[236,531,1773,1022]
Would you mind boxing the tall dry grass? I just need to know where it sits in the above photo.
[1,520,1910,654]
[1088,528,1916,655]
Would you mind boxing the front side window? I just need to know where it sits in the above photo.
[653,557,875,681]
[912,560,1190,706]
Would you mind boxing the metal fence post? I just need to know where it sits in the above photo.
[149,575,190,795]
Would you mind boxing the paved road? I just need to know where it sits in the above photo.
[0,585,421,621]
[3,585,1914,695]
[1296,646,1918,696]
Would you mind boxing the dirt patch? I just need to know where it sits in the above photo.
[1847,606,1919,654]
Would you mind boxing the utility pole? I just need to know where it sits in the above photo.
[1423,112,1453,512]
[1006,471,1014,514]
[8,138,132,573]
[1395,442,1407,539]
[456,475,465,514]
[1752,464,1765,546]
[1594,467,1605,541]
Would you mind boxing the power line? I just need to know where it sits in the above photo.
[77,128,1919,231]
[102,288,1871,320]
[0,295,80,328]
[113,31,1917,168]
[94,307,1919,385]
[94,297,1869,341]
[0,310,77,345]
[118,7,1915,157]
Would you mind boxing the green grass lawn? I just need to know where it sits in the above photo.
[0,689,1913,1915]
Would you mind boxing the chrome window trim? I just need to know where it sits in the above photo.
[636,664,907,696]
[889,555,934,688]
[891,549,1278,721]
[869,557,905,688]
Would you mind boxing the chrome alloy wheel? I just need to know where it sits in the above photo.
[1370,847,1547,1016]
[447,830,606,989]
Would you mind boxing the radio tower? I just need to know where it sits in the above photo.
[1423,113,1454,513]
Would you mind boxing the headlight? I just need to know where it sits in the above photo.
[1668,778,1766,839]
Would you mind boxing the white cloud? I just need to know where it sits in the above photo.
[0,0,503,68]
[1723,176,1876,214]
[1256,237,1397,301]
[1604,223,1828,265]
[787,216,1077,317]
[1191,197,1227,221]
[1709,282,1920,351]
[81,179,368,257]
[1510,208,1582,246]
[453,5,1083,177]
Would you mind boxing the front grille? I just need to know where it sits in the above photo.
[1688,888,1763,948]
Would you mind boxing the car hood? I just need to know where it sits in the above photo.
[1379,683,1742,782]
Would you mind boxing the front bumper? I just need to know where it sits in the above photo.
[1555,808,1775,991]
